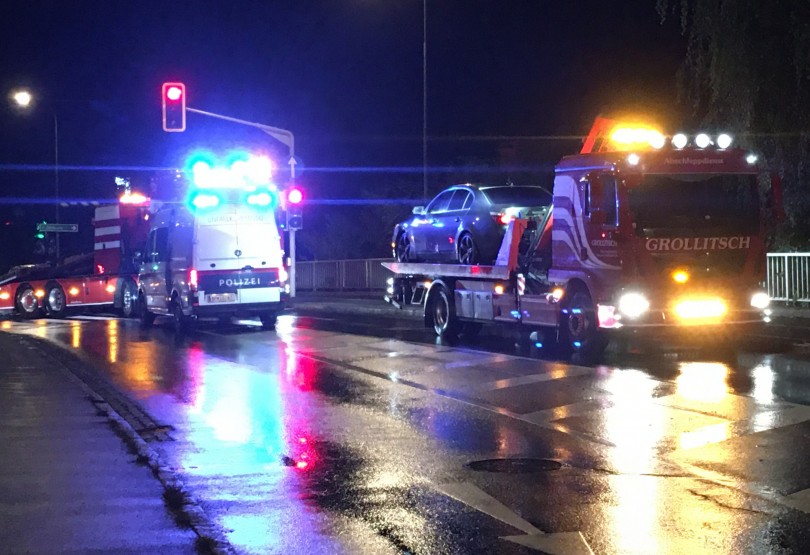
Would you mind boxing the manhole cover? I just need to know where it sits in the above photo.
[466,458,562,473]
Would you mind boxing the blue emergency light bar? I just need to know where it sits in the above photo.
[184,150,280,211]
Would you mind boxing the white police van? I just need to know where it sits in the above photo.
[138,154,289,331]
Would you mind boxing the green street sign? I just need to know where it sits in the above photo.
[36,223,78,233]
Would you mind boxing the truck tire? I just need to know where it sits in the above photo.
[260,312,277,329]
[44,282,67,319]
[561,289,607,362]
[119,279,137,318]
[15,284,40,319]
[139,293,155,328]
[431,284,461,340]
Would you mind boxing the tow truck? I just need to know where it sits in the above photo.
[384,117,774,359]
[0,192,150,319]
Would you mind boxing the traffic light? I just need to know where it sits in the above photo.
[162,82,186,132]
[286,187,304,230]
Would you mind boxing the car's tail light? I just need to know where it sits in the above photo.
[188,268,198,291]
[493,213,513,225]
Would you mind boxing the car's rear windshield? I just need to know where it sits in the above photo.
[481,186,551,206]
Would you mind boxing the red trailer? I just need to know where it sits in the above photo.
[0,193,151,319]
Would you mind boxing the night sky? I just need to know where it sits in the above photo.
[0,0,686,264]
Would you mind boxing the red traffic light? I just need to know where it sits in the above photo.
[287,187,303,205]
[162,82,186,132]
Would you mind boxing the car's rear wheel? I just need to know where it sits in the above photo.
[395,232,415,262]
[457,233,479,265]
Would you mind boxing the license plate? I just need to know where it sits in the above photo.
[207,293,236,303]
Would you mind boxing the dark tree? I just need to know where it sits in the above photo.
[657,0,810,249]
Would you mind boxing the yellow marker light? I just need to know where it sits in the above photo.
[69,287,80,296]
[551,288,564,301]
[494,284,505,295]
[0,292,9,300]
[674,298,727,320]
[106,284,116,293]
[610,124,665,151]
[35,290,45,298]
[672,270,690,284]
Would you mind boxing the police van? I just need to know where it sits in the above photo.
[138,154,289,330]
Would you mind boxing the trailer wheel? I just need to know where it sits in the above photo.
[44,283,67,319]
[260,312,277,330]
[457,233,479,265]
[139,293,155,328]
[15,284,40,319]
[561,290,607,361]
[431,284,461,340]
[119,280,137,318]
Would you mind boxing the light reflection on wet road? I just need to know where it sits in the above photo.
[7,313,810,554]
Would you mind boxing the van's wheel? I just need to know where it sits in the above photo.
[15,284,40,319]
[173,300,189,333]
[560,289,607,361]
[431,284,461,340]
[139,294,155,328]
[457,233,479,265]
[260,312,277,329]
[44,282,67,319]
[119,280,137,318]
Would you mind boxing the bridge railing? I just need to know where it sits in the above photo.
[295,258,390,291]
[767,253,810,304]
[296,254,810,304]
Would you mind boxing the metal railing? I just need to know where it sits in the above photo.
[767,253,810,304]
[297,254,810,304]
[295,258,390,291]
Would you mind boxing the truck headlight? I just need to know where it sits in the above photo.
[750,292,770,309]
[618,292,650,318]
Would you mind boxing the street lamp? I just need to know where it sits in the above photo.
[10,88,60,260]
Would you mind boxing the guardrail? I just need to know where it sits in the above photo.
[767,253,810,304]
[296,258,390,291]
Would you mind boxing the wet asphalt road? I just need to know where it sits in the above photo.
[5,311,810,555]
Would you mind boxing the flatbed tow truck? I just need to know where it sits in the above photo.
[384,118,774,360]
[0,192,150,319]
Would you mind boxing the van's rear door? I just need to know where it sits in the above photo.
[194,205,285,306]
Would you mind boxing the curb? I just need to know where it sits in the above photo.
[16,334,236,555]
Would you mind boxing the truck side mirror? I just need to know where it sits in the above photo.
[413,206,426,215]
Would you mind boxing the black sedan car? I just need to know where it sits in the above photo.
[392,184,552,265]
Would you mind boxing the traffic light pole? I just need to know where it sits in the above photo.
[185,107,298,297]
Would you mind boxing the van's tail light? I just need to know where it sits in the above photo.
[278,267,289,283]
[188,268,198,291]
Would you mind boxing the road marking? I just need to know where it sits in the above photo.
[436,482,593,554]
[436,482,542,534]
[501,532,595,555]
[518,398,612,426]
[464,367,594,392]
[785,488,810,513]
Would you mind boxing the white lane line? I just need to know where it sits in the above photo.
[518,398,612,426]
[785,488,810,513]
[464,367,594,393]
[68,315,122,321]
[501,532,595,555]
[436,482,542,535]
